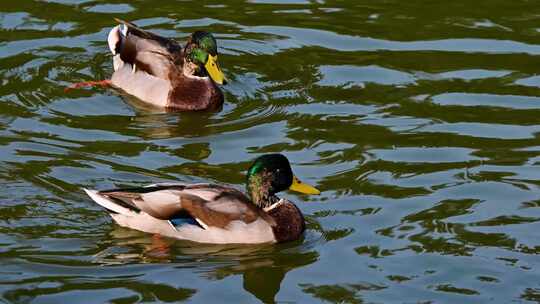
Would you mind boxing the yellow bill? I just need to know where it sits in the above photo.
[205,54,226,85]
[289,176,320,195]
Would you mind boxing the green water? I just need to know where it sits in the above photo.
[2,0,540,303]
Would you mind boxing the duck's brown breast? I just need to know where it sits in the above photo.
[167,76,223,111]
[266,200,305,243]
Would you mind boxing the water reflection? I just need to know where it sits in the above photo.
[2,277,196,303]
[3,0,540,302]
[301,282,386,304]
[94,227,319,303]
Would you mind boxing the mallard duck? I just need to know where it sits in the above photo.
[106,19,226,110]
[84,154,320,244]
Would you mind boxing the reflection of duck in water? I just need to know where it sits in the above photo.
[85,154,320,244]
[68,19,227,111]
[95,225,319,304]
[127,108,218,139]
[209,244,319,303]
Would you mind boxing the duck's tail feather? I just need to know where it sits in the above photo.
[84,188,135,216]
[107,25,123,56]
[107,24,126,71]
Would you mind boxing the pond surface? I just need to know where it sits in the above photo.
[2,0,540,303]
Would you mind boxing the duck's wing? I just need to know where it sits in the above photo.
[108,18,183,80]
[96,184,275,229]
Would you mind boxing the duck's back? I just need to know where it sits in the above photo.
[266,199,305,243]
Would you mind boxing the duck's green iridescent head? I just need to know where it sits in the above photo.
[186,31,226,85]
[246,154,320,208]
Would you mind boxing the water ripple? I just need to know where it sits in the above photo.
[1,1,540,303]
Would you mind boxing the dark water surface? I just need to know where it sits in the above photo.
[2,0,540,303]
